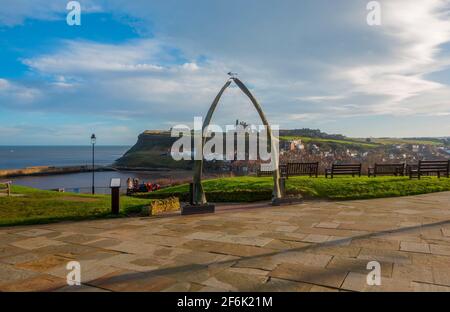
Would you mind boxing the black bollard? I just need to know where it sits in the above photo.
[110,178,121,215]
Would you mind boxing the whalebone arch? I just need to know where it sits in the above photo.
[192,77,281,205]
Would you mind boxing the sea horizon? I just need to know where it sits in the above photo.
[0,145,131,170]
[0,145,194,193]
[0,144,131,147]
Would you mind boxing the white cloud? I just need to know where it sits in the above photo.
[22,40,166,75]
[0,78,42,103]
[297,95,349,103]
[0,78,10,90]
[2,39,233,124]
[288,113,322,121]
[182,62,200,71]
[0,0,102,26]
[332,0,450,116]
[1,0,450,139]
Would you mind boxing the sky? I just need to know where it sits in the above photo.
[0,0,449,145]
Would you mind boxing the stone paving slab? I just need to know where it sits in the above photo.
[0,191,450,292]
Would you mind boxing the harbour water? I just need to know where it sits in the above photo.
[10,170,193,194]
[0,146,193,194]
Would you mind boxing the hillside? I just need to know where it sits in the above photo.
[114,129,449,169]
[114,131,193,169]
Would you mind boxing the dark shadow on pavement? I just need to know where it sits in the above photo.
[78,219,450,292]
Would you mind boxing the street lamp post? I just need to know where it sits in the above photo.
[91,134,96,194]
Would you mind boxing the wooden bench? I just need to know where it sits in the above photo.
[257,165,287,177]
[257,168,274,177]
[409,160,450,179]
[406,164,417,176]
[0,181,12,197]
[285,162,319,178]
[368,163,405,177]
[257,163,318,178]
[325,164,361,179]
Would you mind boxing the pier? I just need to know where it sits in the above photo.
[0,165,115,179]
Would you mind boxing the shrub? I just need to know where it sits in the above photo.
[137,190,304,203]
[133,176,450,202]
[144,197,181,216]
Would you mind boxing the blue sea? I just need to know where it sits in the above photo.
[0,146,192,193]
[0,146,130,169]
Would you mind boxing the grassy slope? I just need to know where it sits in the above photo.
[0,185,152,226]
[3,177,450,226]
[137,176,450,202]
[280,136,379,148]
[115,151,193,169]
[280,136,445,148]
[371,138,443,146]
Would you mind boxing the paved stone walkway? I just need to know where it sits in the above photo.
[1,192,450,292]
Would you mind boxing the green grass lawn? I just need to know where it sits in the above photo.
[135,176,450,202]
[2,176,450,227]
[0,185,152,227]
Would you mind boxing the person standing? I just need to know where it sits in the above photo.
[126,177,133,195]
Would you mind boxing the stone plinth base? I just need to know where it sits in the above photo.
[182,204,215,215]
[271,195,303,206]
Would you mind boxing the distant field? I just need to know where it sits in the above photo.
[280,136,379,148]
[281,136,445,148]
[371,138,443,146]
[0,185,152,226]
[136,176,450,202]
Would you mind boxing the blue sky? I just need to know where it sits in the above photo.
[0,0,450,145]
